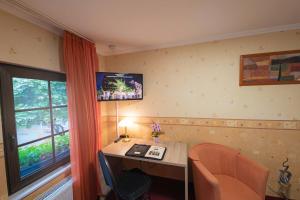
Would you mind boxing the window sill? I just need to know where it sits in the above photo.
[9,163,71,200]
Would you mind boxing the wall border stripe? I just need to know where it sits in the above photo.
[102,116,300,131]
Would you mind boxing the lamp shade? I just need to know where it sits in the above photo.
[118,118,133,127]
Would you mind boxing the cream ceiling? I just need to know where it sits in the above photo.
[1,0,300,55]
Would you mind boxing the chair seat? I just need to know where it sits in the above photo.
[116,168,151,200]
[215,175,261,200]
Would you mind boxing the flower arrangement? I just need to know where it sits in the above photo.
[151,122,164,137]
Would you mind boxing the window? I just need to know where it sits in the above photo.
[0,63,70,194]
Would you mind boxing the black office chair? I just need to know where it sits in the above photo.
[98,151,151,200]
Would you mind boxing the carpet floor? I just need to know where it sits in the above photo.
[105,175,283,200]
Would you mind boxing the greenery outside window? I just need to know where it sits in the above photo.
[0,63,70,194]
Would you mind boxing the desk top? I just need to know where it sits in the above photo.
[102,138,187,167]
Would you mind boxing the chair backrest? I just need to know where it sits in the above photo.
[98,151,117,189]
[189,143,240,177]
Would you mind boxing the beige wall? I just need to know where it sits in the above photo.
[100,30,300,199]
[102,30,300,120]
[0,9,64,72]
[0,9,64,199]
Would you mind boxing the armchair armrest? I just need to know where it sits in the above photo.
[236,155,269,199]
[192,161,221,200]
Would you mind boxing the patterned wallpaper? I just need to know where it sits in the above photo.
[0,9,63,72]
[101,29,300,120]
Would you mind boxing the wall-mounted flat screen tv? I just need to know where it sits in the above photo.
[96,72,143,101]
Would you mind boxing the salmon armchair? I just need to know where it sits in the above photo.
[189,143,269,200]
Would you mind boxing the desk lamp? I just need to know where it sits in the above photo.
[118,118,133,142]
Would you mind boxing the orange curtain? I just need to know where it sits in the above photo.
[63,31,101,200]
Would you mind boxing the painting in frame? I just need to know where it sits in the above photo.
[240,50,300,86]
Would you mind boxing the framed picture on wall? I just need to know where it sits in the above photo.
[240,50,300,86]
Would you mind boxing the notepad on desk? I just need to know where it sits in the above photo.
[125,144,167,160]
[144,145,166,160]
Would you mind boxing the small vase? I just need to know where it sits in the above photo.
[153,136,159,144]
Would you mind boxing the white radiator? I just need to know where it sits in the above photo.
[36,177,73,200]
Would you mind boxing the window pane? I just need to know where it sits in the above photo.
[18,138,53,178]
[53,107,68,134]
[13,78,49,110]
[55,132,70,159]
[51,81,67,106]
[15,110,51,145]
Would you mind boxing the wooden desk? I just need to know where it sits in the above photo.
[102,138,188,200]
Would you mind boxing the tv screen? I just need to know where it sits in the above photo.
[96,72,143,101]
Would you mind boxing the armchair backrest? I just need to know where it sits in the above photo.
[189,143,239,177]
[189,143,269,200]
[236,154,269,199]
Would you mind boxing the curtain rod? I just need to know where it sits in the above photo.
[5,0,94,43]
